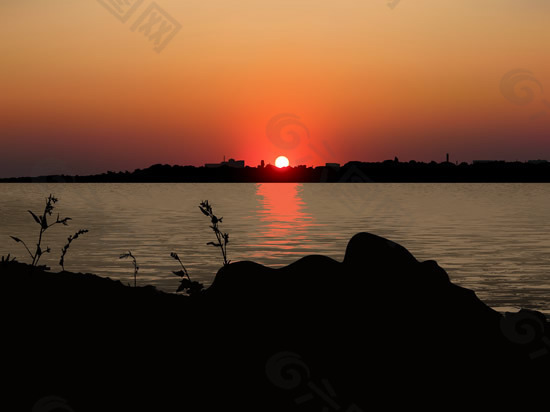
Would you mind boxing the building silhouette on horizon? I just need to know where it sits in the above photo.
[205,156,245,169]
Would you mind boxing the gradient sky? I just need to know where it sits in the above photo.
[1,0,549,177]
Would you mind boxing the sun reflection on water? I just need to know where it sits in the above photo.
[250,183,316,262]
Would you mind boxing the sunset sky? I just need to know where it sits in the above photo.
[1,0,549,177]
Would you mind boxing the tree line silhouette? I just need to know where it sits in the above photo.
[2,160,550,183]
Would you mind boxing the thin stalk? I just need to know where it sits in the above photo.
[33,227,45,266]
[18,239,34,262]
[119,251,138,287]
[178,258,190,281]
[214,229,227,265]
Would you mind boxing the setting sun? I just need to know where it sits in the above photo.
[275,156,290,168]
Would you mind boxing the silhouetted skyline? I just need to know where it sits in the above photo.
[2,158,549,183]
[3,2,550,181]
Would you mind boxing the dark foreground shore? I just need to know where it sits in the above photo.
[2,232,549,410]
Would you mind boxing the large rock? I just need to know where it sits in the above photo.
[1,232,548,411]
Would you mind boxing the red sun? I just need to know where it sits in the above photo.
[275,156,290,168]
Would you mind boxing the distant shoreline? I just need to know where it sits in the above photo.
[2,180,550,183]
[2,160,550,183]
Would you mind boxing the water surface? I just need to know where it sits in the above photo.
[1,183,549,315]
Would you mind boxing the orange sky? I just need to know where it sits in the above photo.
[1,0,549,177]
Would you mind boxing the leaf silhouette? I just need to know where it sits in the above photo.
[27,210,41,225]
[199,200,230,266]
[173,270,186,277]
[177,278,191,292]
[176,278,204,295]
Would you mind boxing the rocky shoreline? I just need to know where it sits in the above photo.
[2,232,548,410]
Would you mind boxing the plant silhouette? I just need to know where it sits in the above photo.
[119,251,139,287]
[59,229,89,271]
[171,252,204,296]
[10,194,71,266]
[1,254,17,265]
[199,200,230,266]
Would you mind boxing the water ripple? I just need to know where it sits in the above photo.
[0,183,548,314]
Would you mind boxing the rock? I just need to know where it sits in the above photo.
[343,232,418,269]
[1,232,548,411]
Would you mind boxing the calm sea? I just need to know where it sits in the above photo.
[1,183,549,315]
